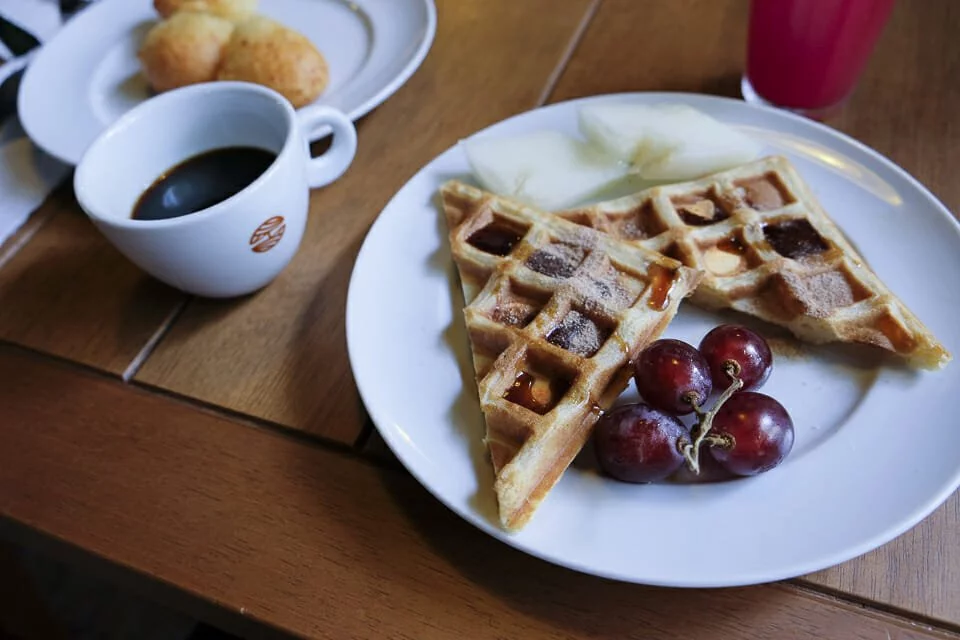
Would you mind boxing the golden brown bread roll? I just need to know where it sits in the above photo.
[217,16,328,108]
[138,12,234,92]
[154,0,257,23]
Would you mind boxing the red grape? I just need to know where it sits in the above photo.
[634,339,712,415]
[594,403,689,483]
[707,392,794,476]
[699,324,772,391]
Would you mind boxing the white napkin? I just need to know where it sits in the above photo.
[0,0,71,247]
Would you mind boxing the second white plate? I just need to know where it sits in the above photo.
[18,0,436,165]
[346,92,960,587]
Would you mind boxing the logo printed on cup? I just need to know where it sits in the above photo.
[250,216,287,253]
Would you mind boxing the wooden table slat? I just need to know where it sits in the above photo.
[0,187,185,375]
[0,185,62,270]
[548,0,750,103]
[1,346,958,640]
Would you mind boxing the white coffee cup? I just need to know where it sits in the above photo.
[74,81,357,298]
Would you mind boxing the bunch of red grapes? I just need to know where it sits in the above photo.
[594,324,795,482]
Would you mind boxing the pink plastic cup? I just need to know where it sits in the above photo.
[741,0,896,118]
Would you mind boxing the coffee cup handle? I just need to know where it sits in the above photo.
[297,106,358,189]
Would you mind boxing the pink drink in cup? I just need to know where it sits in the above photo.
[742,0,896,117]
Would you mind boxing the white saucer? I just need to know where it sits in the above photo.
[17,0,436,165]
[346,92,960,587]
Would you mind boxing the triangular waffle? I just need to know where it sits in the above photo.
[441,180,702,531]
[558,156,950,370]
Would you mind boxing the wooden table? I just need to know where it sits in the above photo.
[1,1,958,638]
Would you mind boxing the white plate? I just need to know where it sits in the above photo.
[18,0,436,165]
[346,93,960,587]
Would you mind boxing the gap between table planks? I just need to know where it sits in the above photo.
[1,344,959,640]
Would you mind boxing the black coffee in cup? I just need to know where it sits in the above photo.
[132,146,276,221]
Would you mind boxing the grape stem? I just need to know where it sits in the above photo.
[681,362,743,474]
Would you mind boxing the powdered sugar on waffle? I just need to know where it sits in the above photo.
[781,270,858,319]
[548,310,605,357]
